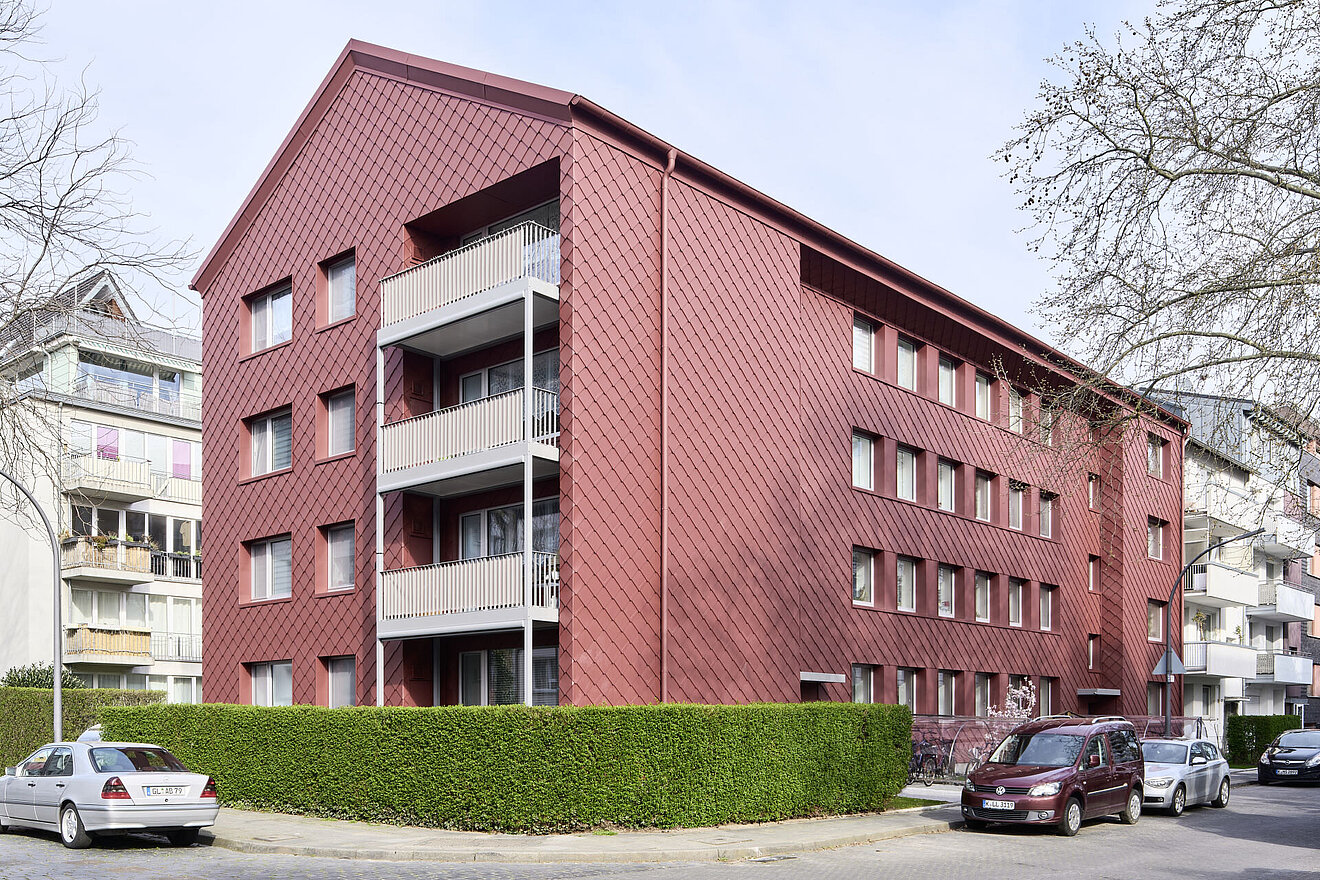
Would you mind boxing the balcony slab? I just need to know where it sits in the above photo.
[379,440,559,497]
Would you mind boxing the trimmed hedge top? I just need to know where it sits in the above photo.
[1225,714,1300,765]
[102,701,912,832]
[0,686,165,767]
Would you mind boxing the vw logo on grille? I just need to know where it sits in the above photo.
[995,786,1006,796]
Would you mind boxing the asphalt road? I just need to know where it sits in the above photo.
[0,782,1313,880]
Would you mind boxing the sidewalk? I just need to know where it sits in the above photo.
[201,803,962,863]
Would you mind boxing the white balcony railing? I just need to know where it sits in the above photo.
[1254,580,1316,621]
[71,375,201,422]
[1186,563,1261,607]
[380,551,559,621]
[1183,640,1259,679]
[64,625,152,663]
[152,472,203,504]
[150,631,202,663]
[62,452,153,498]
[381,222,560,326]
[380,387,559,473]
[1257,651,1314,684]
[61,537,154,575]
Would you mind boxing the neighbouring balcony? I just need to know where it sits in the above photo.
[60,537,154,585]
[153,472,202,504]
[1259,509,1315,558]
[378,388,560,497]
[1186,563,1260,608]
[1256,651,1314,685]
[378,222,560,359]
[1250,580,1316,623]
[62,452,153,502]
[1192,482,1262,534]
[378,551,559,639]
[1183,640,1259,680]
[64,624,151,665]
[149,550,202,582]
[70,374,201,422]
[150,631,202,663]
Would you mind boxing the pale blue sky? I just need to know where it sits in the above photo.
[39,0,1155,339]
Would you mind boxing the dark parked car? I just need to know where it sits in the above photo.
[962,716,1145,837]
[1258,729,1320,783]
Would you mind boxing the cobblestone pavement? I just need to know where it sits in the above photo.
[0,783,1313,879]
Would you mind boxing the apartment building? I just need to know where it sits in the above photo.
[0,273,205,702]
[192,41,1186,716]
[1160,392,1317,723]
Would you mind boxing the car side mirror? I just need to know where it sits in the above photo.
[1190,756,1207,766]
[1088,754,1101,768]
[4,766,14,777]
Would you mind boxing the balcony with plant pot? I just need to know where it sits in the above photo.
[60,535,154,585]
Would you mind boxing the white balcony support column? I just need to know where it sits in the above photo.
[523,283,534,707]
[375,344,386,707]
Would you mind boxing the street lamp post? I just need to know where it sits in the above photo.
[1164,527,1265,737]
[0,465,64,742]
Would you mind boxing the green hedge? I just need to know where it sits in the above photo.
[101,702,911,832]
[0,687,165,767]
[1225,714,1300,765]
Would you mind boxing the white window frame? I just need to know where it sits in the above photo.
[974,473,991,521]
[459,495,560,559]
[1039,677,1052,715]
[851,664,875,703]
[326,523,354,592]
[326,389,355,456]
[937,460,955,511]
[1088,474,1100,510]
[1089,555,1100,592]
[896,338,917,390]
[1008,485,1023,530]
[1088,635,1099,670]
[937,565,955,617]
[249,283,292,353]
[1040,585,1054,631]
[326,655,355,708]
[1008,387,1023,433]
[1147,600,1164,641]
[852,547,875,605]
[250,536,292,601]
[896,446,917,501]
[975,672,990,717]
[1147,434,1164,477]
[896,667,916,710]
[1039,493,1054,538]
[974,571,990,622]
[326,255,356,323]
[896,556,917,612]
[250,408,292,476]
[250,660,292,706]
[975,373,991,420]
[458,347,560,403]
[937,670,955,716]
[852,316,874,372]
[1008,578,1023,627]
[1148,518,1164,559]
[937,356,956,405]
[852,432,873,491]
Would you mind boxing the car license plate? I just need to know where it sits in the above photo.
[983,799,1015,810]
[1276,769,1298,776]
[144,786,187,796]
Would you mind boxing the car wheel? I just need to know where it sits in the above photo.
[1119,789,1142,825]
[59,804,93,849]
[1057,797,1083,837]
[166,829,200,847]
[1211,777,1230,808]
[1169,785,1186,817]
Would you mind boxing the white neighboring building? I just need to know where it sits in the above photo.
[0,273,204,702]
[1168,392,1317,725]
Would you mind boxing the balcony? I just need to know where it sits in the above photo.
[60,537,154,585]
[378,222,559,358]
[378,388,559,496]
[378,551,559,639]
[1185,563,1260,608]
[1191,482,1261,534]
[149,550,202,582]
[1183,641,1258,680]
[62,453,153,503]
[150,632,202,663]
[1260,506,1314,557]
[1256,651,1314,685]
[153,473,202,504]
[63,625,151,666]
[70,375,201,422]
[1250,581,1316,623]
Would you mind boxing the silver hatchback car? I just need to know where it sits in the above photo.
[1141,738,1231,816]
[0,741,218,848]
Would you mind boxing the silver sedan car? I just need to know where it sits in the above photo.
[0,741,218,848]
[1141,738,1231,816]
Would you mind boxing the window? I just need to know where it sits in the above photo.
[974,472,992,521]
[896,556,916,612]
[896,446,917,501]
[896,338,917,390]
[1088,635,1100,670]
[1040,585,1055,631]
[326,389,355,456]
[975,373,991,419]
[1146,682,1164,716]
[937,671,955,716]
[851,664,875,703]
[974,673,990,717]
[460,497,560,558]
[1147,518,1164,559]
[1088,474,1100,510]
[1088,555,1101,592]
[326,524,354,591]
[852,316,874,372]
[937,460,955,511]
[326,255,356,323]
[937,357,956,405]
[896,667,917,709]
[974,572,990,622]
[1147,600,1164,641]
[937,565,955,617]
[1039,493,1055,538]
[852,548,874,605]
[250,660,292,706]
[851,432,873,491]
[1008,484,1023,529]
[249,282,292,353]
[1147,434,1165,477]
[1084,732,1109,768]
[249,408,292,476]
[1040,408,1056,446]
[459,646,558,706]
[459,349,561,402]
[1008,578,1023,627]
[325,656,355,708]
[1039,677,1053,715]
[250,536,292,601]
[1008,387,1024,433]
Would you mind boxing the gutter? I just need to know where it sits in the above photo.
[659,147,677,703]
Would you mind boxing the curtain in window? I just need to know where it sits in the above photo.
[271,661,293,706]
[251,542,269,599]
[852,318,872,372]
[171,677,193,704]
[271,412,292,470]
[270,288,292,345]
[96,590,120,627]
[172,439,192,478]
[252,294,269,351]
[149,596,168,632]
[96,426,119,460]
[146,433,167,475]
[329,526,354,589]
[488,648,522,705]
[271,538,292,598]
[328,259,356,323]
[251,420,269,473]
[71,590,92,626]
[328,393,354,455]
[328,657,355,708]
[125,593,147,628]
[69,420,92,454]
[532,647,558,706]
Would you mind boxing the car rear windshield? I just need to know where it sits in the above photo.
[1277,732,1320,749]
[1142,743,1188,764]
[90,747,188,773]
[989,732,1085,768]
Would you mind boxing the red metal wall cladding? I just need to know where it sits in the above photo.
[199,47,1185,715]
